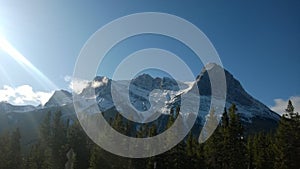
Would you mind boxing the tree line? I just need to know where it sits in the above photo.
[0,101,299,169]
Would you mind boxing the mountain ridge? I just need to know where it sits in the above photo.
[0,64,280,148]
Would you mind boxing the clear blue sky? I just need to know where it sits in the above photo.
[0,0,299,109]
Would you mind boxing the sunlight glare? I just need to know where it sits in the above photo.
[0,35,58,90]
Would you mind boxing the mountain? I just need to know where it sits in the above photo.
[44,90,72,107]
[196,63,280,133]
[0,102,36,113]
[76,63,279,133]
[0,64,280,149]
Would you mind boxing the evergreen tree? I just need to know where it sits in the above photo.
[225,104,247,169]
[250,133,275,169]
[0,129,22,169]
[38,111,53,169]
[146,124,159,169]
[199,108,219,143]
[40,111,52,145]
[26,142,48,169]
[204,104,248,169]
[36,110,68,169]
[9,128,22,169]
[221,108,229,128]
[186,133,200,169]
[67,120,90,169]
[274,100,300,169]
[0,132,11,169]
[89,144,111,169]
[50,111,68,169]
[204,109,224,169]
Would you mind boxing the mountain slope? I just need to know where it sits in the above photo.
[44,90,72,107]
[0,102,36,114]
[76,64,279,126]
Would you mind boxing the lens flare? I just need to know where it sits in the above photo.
[0,35,57,90]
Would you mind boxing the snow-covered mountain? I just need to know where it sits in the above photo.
[0,64,280,146]
[196,63,280,121]
[75,63,279,127]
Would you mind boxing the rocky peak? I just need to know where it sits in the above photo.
[44,90,72,107]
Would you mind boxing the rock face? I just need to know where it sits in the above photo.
[44,90,72,107]
[76,64,279,126]
[196,64,280,121]
[195,64,280,133]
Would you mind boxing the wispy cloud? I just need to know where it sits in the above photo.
[64,75,72,83]
[0,85,53,106]
[270,96,300,115]
[64,75,89,94]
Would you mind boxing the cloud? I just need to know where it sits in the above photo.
[64,75,72,82]
[64,75,108,94]
[0,85,53,106]
[270,96,300,115]
[69,78,90,94]
[91,77,108,88]
[64,75,89,94]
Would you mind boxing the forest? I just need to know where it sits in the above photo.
[0,101,299,169]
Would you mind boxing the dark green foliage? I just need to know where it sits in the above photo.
[226,104,247,169]
[204,105,247,169]
[25,141,49,169]
[186,133,205,169]
[0,128,22,169]
[50,111,68,169]
[203,110,224,168]
[274,100,300,169]
[24,110,69,169]
[248,133,275,169]
[67,121,90,169]
[1,102,299,169]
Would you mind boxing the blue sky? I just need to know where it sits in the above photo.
[0,0,299,113]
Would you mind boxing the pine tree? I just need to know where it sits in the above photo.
[186,133,199,169]
[38,111,52,169]
[146,124,159,169]
[161,107,178,169]
[226,104,247,169]
[0,128,22,169]
[89,144,111,169]
[203,109,224,169]
[37,110,68,169]
[199,108,219,143]
[67,120,90,169]
[274,100,300,169]
[50,110,68,169]
[9,128,22,169]
[26,141,48,169]
[40,111,52,145]
[251,133,275,169]
[247,135,254,169]
[0,132,11,169]
[221,108,229,128]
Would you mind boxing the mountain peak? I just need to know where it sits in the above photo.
[44,90,72,107]
[204,62,220,70]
